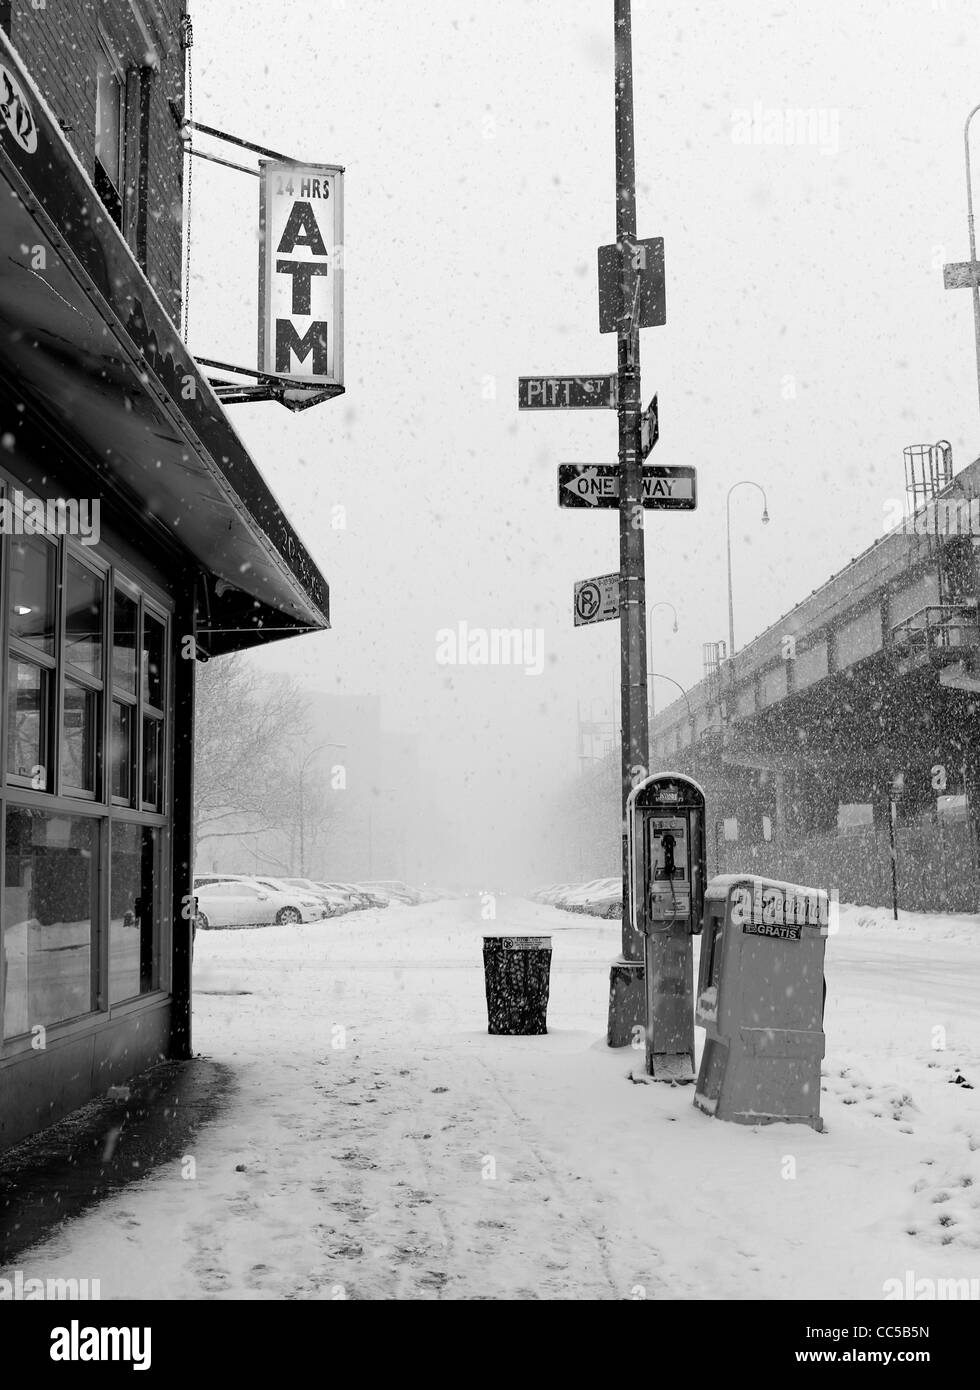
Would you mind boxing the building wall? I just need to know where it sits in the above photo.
[718,820,979,914]
[7,0,186,323]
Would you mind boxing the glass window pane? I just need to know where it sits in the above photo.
[142,614,164,708]
[65,558,103,677]
[62,680,98,791]
[142,716,161,809]
[112,589,137,693]
[109,823,159,1004]
[9,536,56,655]
[95,53,122,186]
[110,701,133,801]
[6,659,46,785]
[3,809,96,1037]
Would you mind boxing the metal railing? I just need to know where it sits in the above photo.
[890,603,980,653]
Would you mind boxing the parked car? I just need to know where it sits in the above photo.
[246,876,344,919]
[277,877,360,915]
[541,877,622,917]
[360,879,423,905]
[193,877,328,929]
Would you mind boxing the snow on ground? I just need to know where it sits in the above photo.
[4,896,979,1300]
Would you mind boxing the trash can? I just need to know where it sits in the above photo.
[482,934,552,1035]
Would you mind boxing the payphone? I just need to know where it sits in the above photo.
[627,772,706,1080]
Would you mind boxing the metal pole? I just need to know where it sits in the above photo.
[726,489,736,662]
[964,104,980,425]
[615,0,648,964]
[887,796,899,921]
[646,601,678,722]
[726,480,770,660]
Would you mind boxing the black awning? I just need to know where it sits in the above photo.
[0,31,329,654]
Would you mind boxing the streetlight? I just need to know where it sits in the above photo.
[646,601,678,719]
[726,480,770,661]
[648,672,694,729]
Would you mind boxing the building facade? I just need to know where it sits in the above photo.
[0,4,330,1149]
[649,448,980,910]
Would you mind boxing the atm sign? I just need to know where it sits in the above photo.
[258,161,344,386]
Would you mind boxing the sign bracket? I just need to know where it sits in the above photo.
[196,356,345,411]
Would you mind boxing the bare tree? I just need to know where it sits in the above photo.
[192,652,311,861]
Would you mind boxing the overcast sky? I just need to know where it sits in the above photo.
[187,0,980,885]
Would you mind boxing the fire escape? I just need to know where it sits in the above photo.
[890,441,980,690]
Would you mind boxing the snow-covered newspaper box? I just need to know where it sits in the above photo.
[694,875,829,1130]
[626,773,706,1081]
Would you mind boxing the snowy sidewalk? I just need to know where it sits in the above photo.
[3,896,979,1300]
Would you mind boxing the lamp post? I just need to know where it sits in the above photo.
[726,481,770,661]
[647,601,678,720]
[648,672,694,728]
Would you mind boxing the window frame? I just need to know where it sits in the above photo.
[0,486,175,1056]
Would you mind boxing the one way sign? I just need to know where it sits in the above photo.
[558,464,697,510]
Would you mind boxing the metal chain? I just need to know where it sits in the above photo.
[181,13,194,343]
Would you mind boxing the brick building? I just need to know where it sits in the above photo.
[0,3,331,1149]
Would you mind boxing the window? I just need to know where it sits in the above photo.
[10,536,56,655]
[62,556,105,796]
[2,517,172,1039]
[109,823,159,1004]
[6,659,46,782]
[94,45,124,227]
[141,609,165,811]
[112,587,138,693]
[65,558,103,676]
[7,536,56,789]
[110,702,133,800]
[3,809,98,1037]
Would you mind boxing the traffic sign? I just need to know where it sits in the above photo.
[558,464,697,510]
[574,573,621,626]
[597,237,666,334]
[640,394,659,458]
[943,261,980,290]
[518,375,617,409]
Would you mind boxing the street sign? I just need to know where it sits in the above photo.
[943,261,980,290]
[518,375,617,409]
[640,394,659,459]
[574,573,621,626]
[598,237,666,334]
[258,161,344,386]
[558,464,697,510]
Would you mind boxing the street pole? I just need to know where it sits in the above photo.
[887,792,900,922]
[608,0,650,1044]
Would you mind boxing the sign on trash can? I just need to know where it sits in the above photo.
[483,935,552,1035]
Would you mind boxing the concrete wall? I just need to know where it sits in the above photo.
[0,1000,170,1151]
[717,821,980,914]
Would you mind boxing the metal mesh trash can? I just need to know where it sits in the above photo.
[483,935,552,1035]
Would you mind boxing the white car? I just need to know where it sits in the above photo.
[193,877,327,929]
